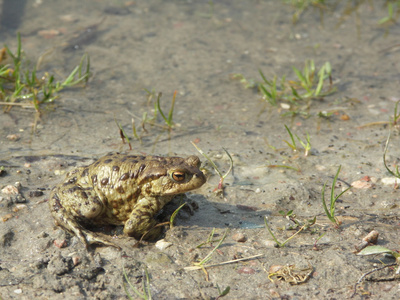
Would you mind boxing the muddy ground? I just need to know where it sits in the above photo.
[1,0,400,299]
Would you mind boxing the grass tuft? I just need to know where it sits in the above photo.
[321,165,351,226]
[233,60,336,118]
[0,33,90,113]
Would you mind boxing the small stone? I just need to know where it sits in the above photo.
[29,190,44,197]
[340,114,350,121]
[15,194,26,203]
[232,232,247,243]
[155,239,172,250]
[6,134,20,141]
[59,14,79,22]
[1,213,13,222]
[237,266,255,274]
[379,201,396,209]
[13,289,22,294]
[280,103,290,110]
[72,256,81,266]
[1,185,18,195]
[38,29,60,38]
[53,239,68,248]
[263,240,278,248]
[363,230,379,244]
[351,180,374,189]
[0,229,14,246]
[37,231,49,238]
[13,204,27,212]
[355,230,379,252]
[381,177,400,186]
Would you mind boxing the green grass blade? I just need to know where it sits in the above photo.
[197,229,229,266]
[259,84,275,105]
[167,90,176,124]
[271,76,278,99]
[115,118,131,148]
[122,265,146,299]
[330,165,342,215]
[259,69,271,85]
[221,147,233,180]
[156,92,171,127]
[191,141,222,178]
[264,217,282,247]
[169,202,186,228]
[293,66,310,92]
[284,125,297,150]
[290,86,302,100]
[383,130,400,178]
[315,66,325,96]
[321,182,334,223]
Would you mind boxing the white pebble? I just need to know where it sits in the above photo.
[155,239,172,250]
[381,177,400,186]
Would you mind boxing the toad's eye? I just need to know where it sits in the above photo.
[171,171,186,182]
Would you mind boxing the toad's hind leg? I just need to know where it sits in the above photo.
[49,189,120,249]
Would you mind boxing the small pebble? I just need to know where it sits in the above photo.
[340,114,350,121]
[59,14,79,22]
[37,231,49,238]
[15,194,26,203]
[6,134,20,141]
[280,103,290,110]
[72,256,81,266]
[1,185,19,195]
[351,180,374,189]
[1,213,13,222]
[13,204,27,212]
[29,190,44,197]
[232,232,247,243]
[53,239,68,248]
[363,230,379,244]
[237,267,255,274]
[381,177,400,186]
[155,239,172,250]
[39,29,60,38]
[263,240,278,248]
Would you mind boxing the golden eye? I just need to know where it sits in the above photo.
[171,171,186,182]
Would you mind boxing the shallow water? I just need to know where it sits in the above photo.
[1,1,400,299]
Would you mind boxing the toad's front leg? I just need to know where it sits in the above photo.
[123,196,172,240]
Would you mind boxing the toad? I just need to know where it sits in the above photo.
[49,153,206,247]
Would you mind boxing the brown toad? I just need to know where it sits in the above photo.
[49,153,206,247]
